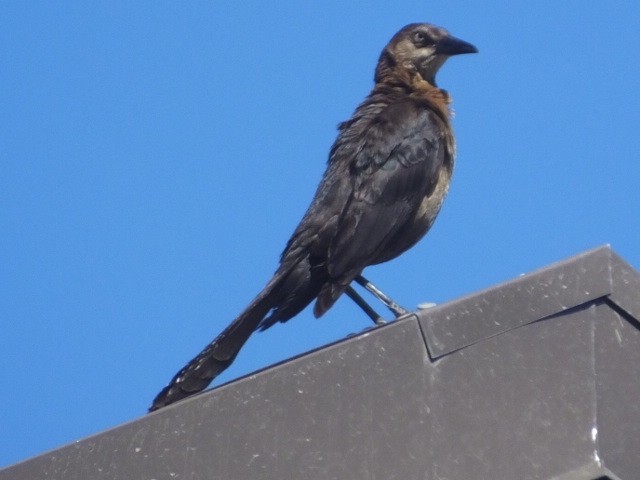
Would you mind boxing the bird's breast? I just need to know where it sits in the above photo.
[415,165,452,228]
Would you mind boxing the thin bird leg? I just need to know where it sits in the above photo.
[345,285,386,325]
[354,275,409,318]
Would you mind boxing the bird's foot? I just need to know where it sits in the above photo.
[345,285,386,325]
[354,275,410,318]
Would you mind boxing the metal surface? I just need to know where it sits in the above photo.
[419,245,615,358]
[609,250,640,320]
[2,245,638,480]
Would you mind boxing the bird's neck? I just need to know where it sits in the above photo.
[375,53,452,117]
[371,76,452,124]
[410,77,452,121]
[374,59,452,121]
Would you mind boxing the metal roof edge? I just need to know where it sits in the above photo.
[608,250,640,322]
[418,245,625,358]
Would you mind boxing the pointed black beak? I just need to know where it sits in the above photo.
[435,35,478,56]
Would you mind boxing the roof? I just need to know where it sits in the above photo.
[2,245,639,479]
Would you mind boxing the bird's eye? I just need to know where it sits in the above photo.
[412,31,430,45]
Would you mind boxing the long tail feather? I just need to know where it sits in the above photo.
[149,275,282,411]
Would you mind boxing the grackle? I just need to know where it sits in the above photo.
[150,23,477,411]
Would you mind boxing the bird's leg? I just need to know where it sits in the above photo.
[354,275,409,318]
[345,285,386,325]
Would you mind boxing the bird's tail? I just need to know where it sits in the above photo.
[149,275,283,412]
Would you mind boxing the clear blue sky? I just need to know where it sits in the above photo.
[1,1,639,467]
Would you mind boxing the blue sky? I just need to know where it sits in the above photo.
[2,1,639,467]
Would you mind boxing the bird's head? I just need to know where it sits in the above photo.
[375,23,477,87]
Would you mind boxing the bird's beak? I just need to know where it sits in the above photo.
[435,35,478,56]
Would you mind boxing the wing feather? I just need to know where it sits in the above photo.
[327,101,448,280]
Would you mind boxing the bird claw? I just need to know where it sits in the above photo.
[354,275,410,319]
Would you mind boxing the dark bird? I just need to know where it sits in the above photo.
[150,23,477,411]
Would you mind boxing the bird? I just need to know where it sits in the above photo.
[150,23,477,411]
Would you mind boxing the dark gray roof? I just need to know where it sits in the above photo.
[422,244,639,357]
[2,245,639,480]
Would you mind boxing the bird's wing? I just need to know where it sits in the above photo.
[326,101,448,280]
